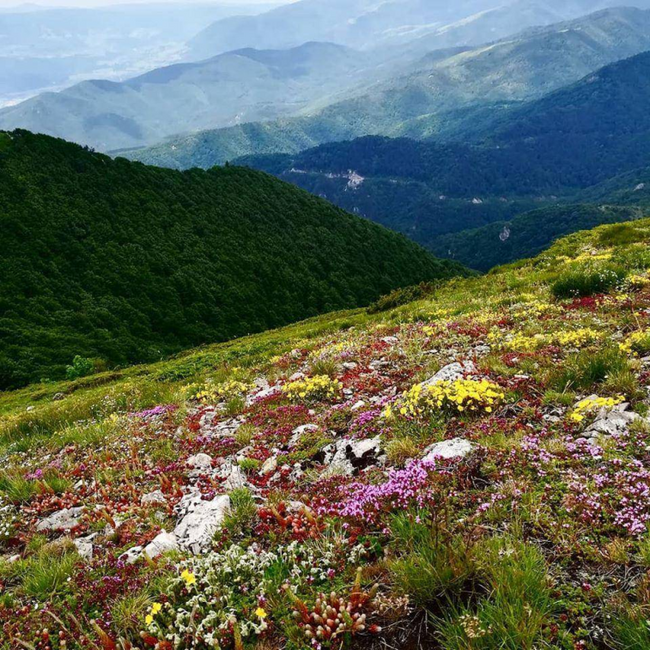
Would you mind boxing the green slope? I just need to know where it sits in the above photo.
[0,130,465,389]
[430,204,646,271]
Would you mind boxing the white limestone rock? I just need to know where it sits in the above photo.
[37,507,84,532]
[174,492,230,554]
[141,490,167,506]
[422,438,476,463]
[421,361,476,388]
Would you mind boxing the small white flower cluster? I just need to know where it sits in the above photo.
[152,537,367,649]
[0,498,17,544]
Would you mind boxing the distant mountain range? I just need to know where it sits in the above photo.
[235,50,650,268]
[0,42,379,151]
[125,7,650,168]
[188,0,650,58]
[0,129,462,389]
[4,5,650,154]
[0,2,276,106]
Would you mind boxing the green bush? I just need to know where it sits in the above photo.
[551,347,632,393]
[552,265,626,299]
[368,282,444,314]
[65,356,95,381]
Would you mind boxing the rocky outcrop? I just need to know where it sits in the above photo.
[174,492,230,554]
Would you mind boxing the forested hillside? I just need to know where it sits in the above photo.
[431,205,645,271]
[0,130,463,389]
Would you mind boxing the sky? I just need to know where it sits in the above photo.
[0,0,286,7]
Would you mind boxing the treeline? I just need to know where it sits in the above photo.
[0,130,464,389]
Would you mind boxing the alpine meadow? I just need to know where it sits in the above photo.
[4,2,650,650]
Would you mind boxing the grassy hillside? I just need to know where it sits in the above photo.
[3,218,650,648]
[0,130,463,390]
[431,204,646,271]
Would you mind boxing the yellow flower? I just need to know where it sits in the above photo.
[151,602,162,614]
[181,569,196,586]
[145,614,153,626]
[255,607,268,619]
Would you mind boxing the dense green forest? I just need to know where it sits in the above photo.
[0,130,464,389]
[430,205,644,271]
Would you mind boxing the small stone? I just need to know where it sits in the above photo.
[141,490,167,506]
[421,361,476,388]
[260,456,278,476]
[186,453,213,470]
[322,437,382,477]
[73,535,95,561]
[422,438,476,462]
[144,531,179,559]
[381,336,399,345]
[52,393,65,401]
[351,400,366,412]
[37,507,84,532]
[120,545,144,565]
[223,464,247,491]
[174,492,230,555]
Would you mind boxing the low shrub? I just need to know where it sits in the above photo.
[552,265,626,299]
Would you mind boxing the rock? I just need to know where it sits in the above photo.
[174,492,230,554]
[289,371,305,381]
[186,453,213,470]
[120,545,144,565]
[37,507,84,532]
[369,360,391,371]
[322,437,382,477]
[73,535,95,561]
[144,531,179,559]
[381,336,399,345]
[222,464,247,491]
[52,392,65,402]
[351,400,366,412]
[141,490,166,506]
[260,456,278,476]
[342,362,358,371]
[422,438,476,462]
[421,361,476,388]
[583,402,640,440]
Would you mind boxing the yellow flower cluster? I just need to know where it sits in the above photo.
[386,378,505,418]
[503,332,547,352]
[619,330,650,356]
[571,250,613,263]
[501,328,602,352]
[195,380,252,403]
[551,328,602,348]
[145,601,163,626]
[511,300,560,318]
[570,395,625,423]
[627,274,650,289]
[282,375,343,403]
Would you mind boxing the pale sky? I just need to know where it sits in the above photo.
[0,0,286,7]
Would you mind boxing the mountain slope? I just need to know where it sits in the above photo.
[4,217,650,650]
[0,2,274,105]
[0,42,372,152]
[0,130,463,389]
[235,51,650,269]
[188,0,650,58]
[129,7,650,169]
[431,204,646,271]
